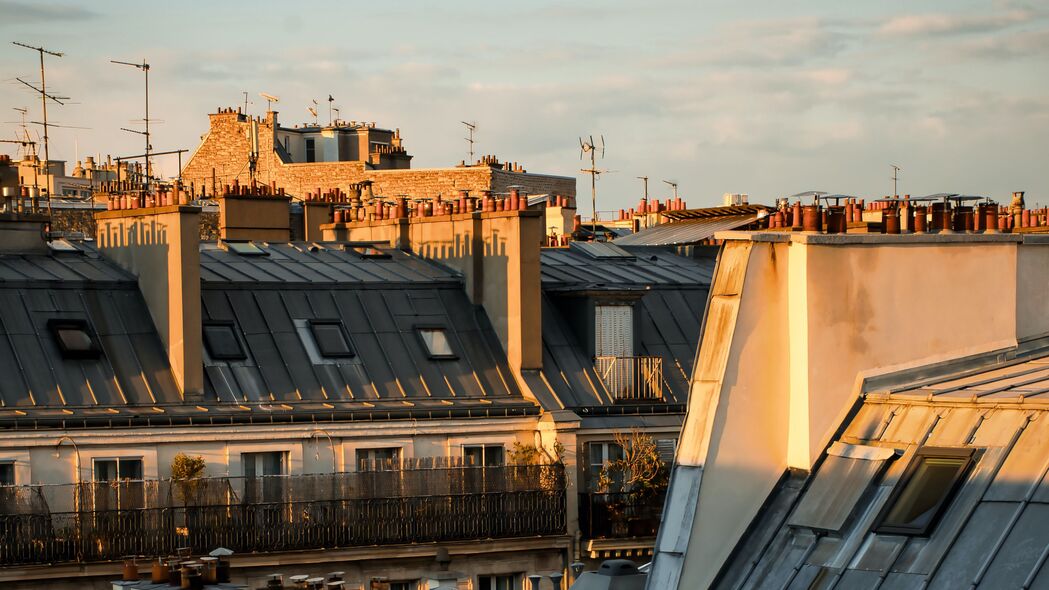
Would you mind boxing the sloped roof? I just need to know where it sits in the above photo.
[540,245,714,289]
[716,351,1049,589]
[612,215,758,247]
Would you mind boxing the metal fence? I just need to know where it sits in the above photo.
[578,491,666,539]
[0,465,566,566]
[594,356,664,401]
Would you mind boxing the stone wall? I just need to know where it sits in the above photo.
[180,109,575,201]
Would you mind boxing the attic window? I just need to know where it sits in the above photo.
[48,238,82,254]
[309,320,354,358]
[220,240,268,257]
[48,319,101,359]
[417,327,456,359]
[202,321,247,360]
[347,245,391,259]
[875,447,974,536]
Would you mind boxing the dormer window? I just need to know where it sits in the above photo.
[48,318,101,359]
[417,327,456,359]
[875,447,974,536]
[203,321,247,360]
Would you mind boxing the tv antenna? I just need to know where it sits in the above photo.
[333,107,340,124]
[580,135,606,233]
[637,176,649,201]
[663,179,679,200]
[259,92,279,111]
[242,91,253,114]
[13,41,64,210]
[462,121,477,162]
[111,58,153,191]
[327,95,335,126]
[891,164,901,197]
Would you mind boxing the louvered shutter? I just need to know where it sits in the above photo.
[595,305,634,357]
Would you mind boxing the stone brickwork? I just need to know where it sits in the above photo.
[181,108,575,201]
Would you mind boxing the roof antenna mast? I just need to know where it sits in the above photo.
[637,176,649,201]
[462,121,477,163]
[111,58,152,192]
[891,164,901,198]
[663,179,679,200]
[580,134,606,234]
[12,41,64,213]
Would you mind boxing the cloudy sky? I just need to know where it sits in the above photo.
[1,0,1047,209]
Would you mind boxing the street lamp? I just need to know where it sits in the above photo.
[308,429,337,473]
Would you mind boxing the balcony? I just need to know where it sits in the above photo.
[0,465,566,566]
[578,490,666,560]
[594,356,664,402]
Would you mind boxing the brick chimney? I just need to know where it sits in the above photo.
[219,193,291,242]
[95,204,204,400]
[330,206,543,370]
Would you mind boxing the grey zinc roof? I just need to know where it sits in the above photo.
[0,247,183,413]
[612,215,758,247]
[539,245,714,289]
[200,242,461,285]
[715,351,1049,590]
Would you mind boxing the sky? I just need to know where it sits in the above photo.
[1,0,1047,210]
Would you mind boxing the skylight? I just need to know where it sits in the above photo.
[309,320,355,358]
[202,322,247,360]
[875,447,974,536]
[417,327,456,359]
[47,319,101,359]
[220,240,268,256]
[345,245,391,259]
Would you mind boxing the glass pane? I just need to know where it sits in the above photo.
[464,446,484,466]
[484,446,504,467]
[312,323,352,357]
[204,324,246,360]
[94,459,118,482]
[882,456,967,530]
[56,328,93,352]
[420,329,453,357]
[0,463,14,486]
[479,577,492,590]
[118,459,143,480]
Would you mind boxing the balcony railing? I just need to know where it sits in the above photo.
[0,465,566,566]
[594,356,664,402]
[578,490,666,540]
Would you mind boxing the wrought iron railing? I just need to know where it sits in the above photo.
[594,356,664,401]
[578,490,666,540]
[0,465,566,566]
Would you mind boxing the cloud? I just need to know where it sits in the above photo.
[878,10,1034,37]
[0,0,98,25]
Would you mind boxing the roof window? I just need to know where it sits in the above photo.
[48,318,101,359]
[417,326,456,359]
[344,244,391,259]
[220,240,268,257]
[202,321,247,360]
[875,447,974,536]
[309,320,355,358]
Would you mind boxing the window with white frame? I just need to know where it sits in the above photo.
[463,444,504,467]
[93,457,143,482]
[356,447,402,471]
[478,573,519,590]
[242,451,287,478]
[595,304,634,357]
[587,441,625,492]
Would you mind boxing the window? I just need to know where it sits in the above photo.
[242,451,287,478]
[875,447,974,536]
[356,447,402,471]
[463,444,504,467]
[0,462,14,486]
[93,458,143,482]
[417,327,456,359]
[219,240,268,256]
[389,583,414,590]
[203,322,247,360]
[305,138,316,163]
[588,441,624,492]
[48,318,101,359]
[309,320,354,358]
[478,574,518,590]
[345,244,391,259]
[595,305,633,357]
